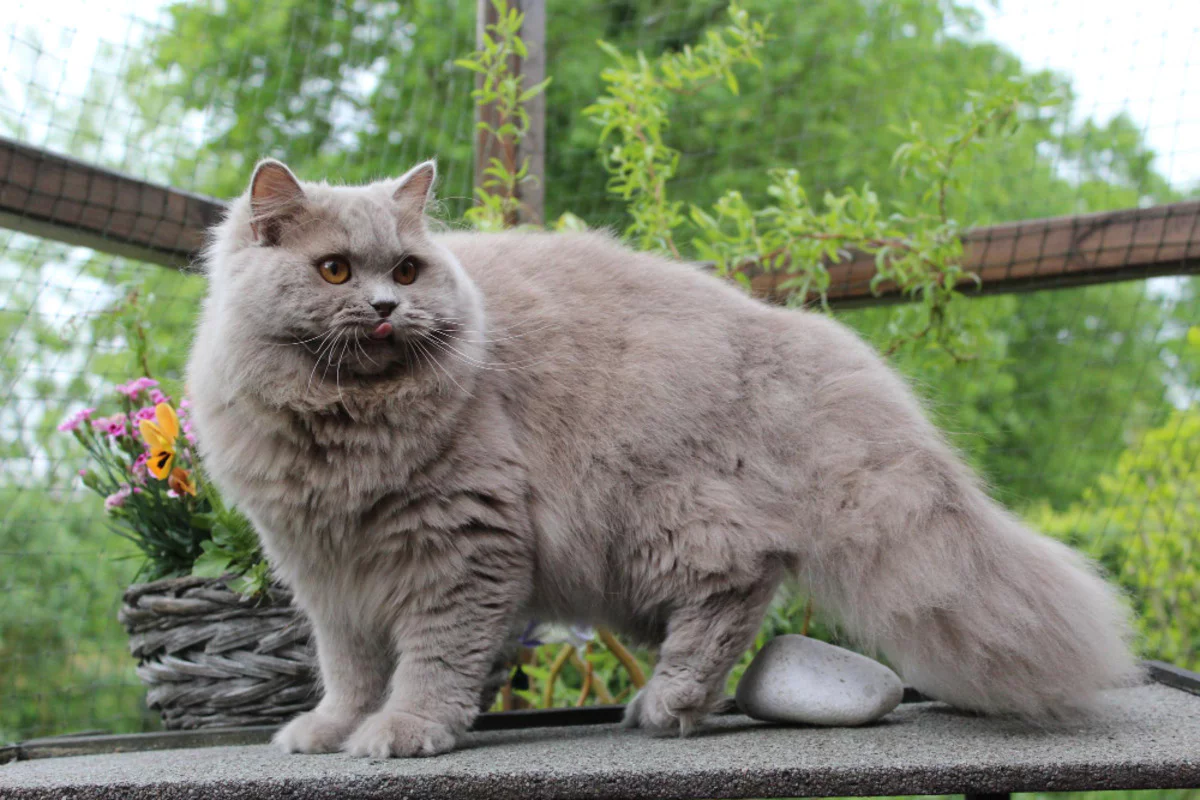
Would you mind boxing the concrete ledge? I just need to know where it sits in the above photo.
[3,684,1199,799]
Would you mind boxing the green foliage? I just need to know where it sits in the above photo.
[581,4,767,254]
[190,485,270,597]
[0,489,152,741]
[604,38,1046,358]
[1030,401,1200,670]
[123,0,479,204]
[457,0,552,230]
[845,279,1192,509]
[499,630,646,710]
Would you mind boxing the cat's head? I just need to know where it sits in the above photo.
[198,160,483,407]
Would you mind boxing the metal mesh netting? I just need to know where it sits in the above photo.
[1,0,1198,741]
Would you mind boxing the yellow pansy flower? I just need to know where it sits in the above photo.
[138,402,180,480]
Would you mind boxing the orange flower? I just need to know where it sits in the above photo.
[138,402,180,479]
[168,467,197,497]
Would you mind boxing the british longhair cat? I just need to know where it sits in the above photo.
[186,160,1134,757]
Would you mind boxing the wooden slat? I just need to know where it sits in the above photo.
[472,0,546,226]
[744,200,1200,308]
[1,136,1198,302]
[0,136,221,268]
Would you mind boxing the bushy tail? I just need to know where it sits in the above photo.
[801,443,1138,720]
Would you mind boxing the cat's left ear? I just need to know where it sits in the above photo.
[392,160,437,216]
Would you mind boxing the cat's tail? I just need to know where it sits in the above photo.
[799,418,1138,720]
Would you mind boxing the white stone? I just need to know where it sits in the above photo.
[735,634,903,726]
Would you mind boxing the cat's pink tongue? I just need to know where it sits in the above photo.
[369,322,393,340]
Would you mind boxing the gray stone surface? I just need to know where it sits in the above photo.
[3,684,1199,799]
[736,634,903,726]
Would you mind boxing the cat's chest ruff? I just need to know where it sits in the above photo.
[217,404,407,514]
[277,421,405,495]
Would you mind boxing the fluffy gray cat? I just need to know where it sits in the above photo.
[187,159,1136,758]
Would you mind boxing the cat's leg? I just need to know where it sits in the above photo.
[625,580,778,736]
[343,535,527,758]
[274,613,391,754]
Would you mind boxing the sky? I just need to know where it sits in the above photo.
[981,0,1200,189]
[3,0,1200,189]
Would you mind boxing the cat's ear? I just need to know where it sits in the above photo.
[391,160,437,216]
[249,160,305,245]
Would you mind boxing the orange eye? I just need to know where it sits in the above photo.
[394,256,420,286]
[318,256,352,285]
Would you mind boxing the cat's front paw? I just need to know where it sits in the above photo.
[274,709,361,754]
[343,710,456,758]
[622,676,711,737]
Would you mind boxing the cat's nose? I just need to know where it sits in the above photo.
[371,300,398,318]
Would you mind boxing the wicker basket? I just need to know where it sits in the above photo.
[119,575,318,730]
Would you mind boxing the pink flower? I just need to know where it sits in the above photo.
[149,389,170,405]
[58,407,96,432]
[78,468,87,477]
[104,483,132,511]
[166,489,179,499]
[179,398,191,411]
[92,414,128,438]
[114,377,159,400]
[133,406,157,422]
[131,453,149,481]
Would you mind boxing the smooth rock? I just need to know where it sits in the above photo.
[735,634,903,726]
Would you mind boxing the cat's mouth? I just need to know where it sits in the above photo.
[367,321,393,340]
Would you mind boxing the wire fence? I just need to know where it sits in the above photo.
[1,0,1198,742]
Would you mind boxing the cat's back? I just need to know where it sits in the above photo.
[433,229,869,376]
[435,229,755,322]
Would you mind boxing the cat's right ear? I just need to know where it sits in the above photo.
[249,160,305,245]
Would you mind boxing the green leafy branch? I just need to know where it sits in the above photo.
[691,77,1048,359]
[582,4,768,256]
[456,0,552,230]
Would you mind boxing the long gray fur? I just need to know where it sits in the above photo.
[186,160,1136,758]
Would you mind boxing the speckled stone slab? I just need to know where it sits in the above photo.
[3,683,1200,800]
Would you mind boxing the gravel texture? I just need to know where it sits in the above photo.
[2,683,1199,800]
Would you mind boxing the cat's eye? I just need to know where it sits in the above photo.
[394,256,420,286]
[317,256,352,285]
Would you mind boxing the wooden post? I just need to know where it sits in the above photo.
[473,0,546,226]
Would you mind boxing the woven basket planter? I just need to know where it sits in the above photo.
[119,575,318,730]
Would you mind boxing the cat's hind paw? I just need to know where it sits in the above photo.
[273,709,360,754]
[343,710,456,758]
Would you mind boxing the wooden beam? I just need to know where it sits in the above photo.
[743,200,1200,308]
[1,136,1197,303]
[0,136,220,268]
[473,0,546,226]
